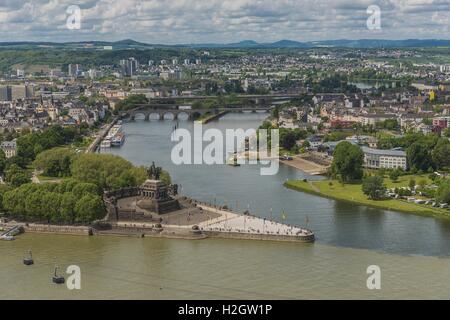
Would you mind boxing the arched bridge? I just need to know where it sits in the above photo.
[123,105,273,121]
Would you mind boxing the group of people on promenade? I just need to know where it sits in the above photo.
[201,214,311,236]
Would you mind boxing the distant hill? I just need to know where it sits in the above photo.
[309,39,450,48]
[0,38,450,50]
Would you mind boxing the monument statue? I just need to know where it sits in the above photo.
[147,162,162,180]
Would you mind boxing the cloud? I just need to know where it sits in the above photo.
[0,0,448,43]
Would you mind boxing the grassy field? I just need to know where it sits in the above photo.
[285,175,450,219]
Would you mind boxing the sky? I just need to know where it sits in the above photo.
[0,0,449,43]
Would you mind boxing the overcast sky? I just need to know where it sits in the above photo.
[0,0,449,43]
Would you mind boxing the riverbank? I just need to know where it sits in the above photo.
[103,198,314,243]
[197,111,229,124]
[284,178,450,219]
[0,222,93,236]
[1,201,314,243]
[281,154,330,175]
[85,117,118,153]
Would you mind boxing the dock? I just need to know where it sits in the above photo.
[86,117,118,153]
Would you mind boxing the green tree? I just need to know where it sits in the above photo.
[3,184,37,219]
[407,142,433,173]
[0,149,6,175]
[0,185,12,212]
[389,169,400,182]
[75,194,106,223]
[72,183,100,198]
[41,192,62,223]
[57,178,80,193]
[418,179,427,190]
[115,94,148,112]
[409,178,416,190]
[280,131,297,151]
[60,193,78,223]
[5,164,31,187]
[331,142,364,182]
[436,182,450,204]
[25,191,46,221]
[432,139,450,170]
[443,127,450,138]
[362,176,386,200]
[71,154,153,190]
[33,147,76,177]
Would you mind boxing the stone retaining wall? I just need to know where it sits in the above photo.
[203,230,315,243]
[23,224,93,236]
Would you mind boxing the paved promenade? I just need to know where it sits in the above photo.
[196,204,313,237]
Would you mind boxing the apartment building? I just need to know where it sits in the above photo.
[362,147,407,170]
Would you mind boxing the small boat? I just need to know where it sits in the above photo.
[227,151,241,167]
[23,250,34,266]
[52,266,65,284]
[111,132,125,147]
[100,138,112,148]
[0,235,15,241]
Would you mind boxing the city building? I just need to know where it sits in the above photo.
[160,69,182,80]
[68,64,81,77]
[120,58,139,76]
[362,147,407,170]
[307,136,323,149]
[433,117,450,129]
[0,86,12,101]
[0,139,17,158]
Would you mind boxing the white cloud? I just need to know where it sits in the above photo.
[0,0,448,42]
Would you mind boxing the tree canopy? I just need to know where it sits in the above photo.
[33,147,77,177]
[2,182,105,224]
[362,176,386,200]
[70,153,148,190]
[331,141,364,182]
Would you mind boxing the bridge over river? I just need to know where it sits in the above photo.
[123,105,274,121]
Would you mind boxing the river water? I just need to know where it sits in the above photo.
[1,113,450,299]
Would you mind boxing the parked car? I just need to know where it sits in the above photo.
[280,154,293,161]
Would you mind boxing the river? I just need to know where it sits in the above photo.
[1,113,450,299]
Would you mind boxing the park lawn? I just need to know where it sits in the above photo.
[284,177,450,219]
[383,174,432,188]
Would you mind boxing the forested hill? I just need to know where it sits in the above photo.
[0,48,201,73]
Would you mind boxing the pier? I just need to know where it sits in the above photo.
[86,117,118,153]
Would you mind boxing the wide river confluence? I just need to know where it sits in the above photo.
[1,113,450,299]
